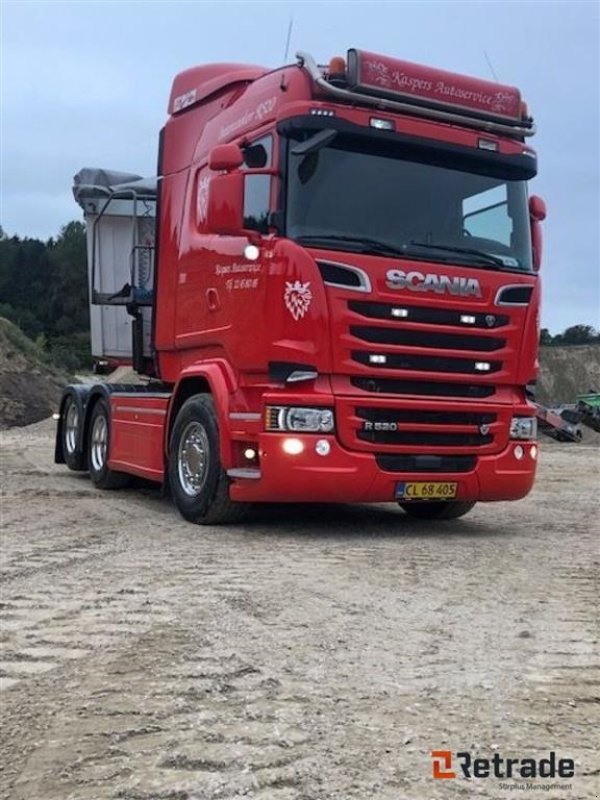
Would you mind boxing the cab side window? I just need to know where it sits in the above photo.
[242,135,272,234]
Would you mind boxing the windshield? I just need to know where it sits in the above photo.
[285,132,533,272]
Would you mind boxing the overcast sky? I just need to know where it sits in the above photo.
[1,0,598,332]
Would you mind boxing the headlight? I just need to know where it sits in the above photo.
[266,406,335,433]
[510,416,537,440]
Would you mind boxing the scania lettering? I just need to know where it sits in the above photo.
[55,47,546,524]
[386,270,483,297]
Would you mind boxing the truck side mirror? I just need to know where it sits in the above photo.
[208,143,244,172]
[529,195,547,272]
[205,172,244,235]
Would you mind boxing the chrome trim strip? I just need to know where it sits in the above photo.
[286,370,318,383]
[110,392,172,398]
[296,51,536,139]
[114,405,167,415]
[227,468,262,480]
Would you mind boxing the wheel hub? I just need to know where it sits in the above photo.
[64,401,79,454]
[90,414,107,472]
[178,422,210,496]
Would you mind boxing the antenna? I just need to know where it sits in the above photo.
[483,50,499,82]
[284,16,294,62]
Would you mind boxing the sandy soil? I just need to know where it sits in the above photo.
[0,419,598,800]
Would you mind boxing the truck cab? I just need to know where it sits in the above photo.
[58,48,546,524]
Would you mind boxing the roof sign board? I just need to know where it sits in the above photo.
[347,49,522,123]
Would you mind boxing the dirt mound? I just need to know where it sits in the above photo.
[537,344,600,405]
[0,318,69,428]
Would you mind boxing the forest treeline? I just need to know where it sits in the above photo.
[0,223,90,370]
[0,222,598,370]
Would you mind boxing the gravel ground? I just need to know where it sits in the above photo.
[0,419,598,800]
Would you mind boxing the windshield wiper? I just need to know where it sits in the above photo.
[407,241,507,268]
[295,234,410,258]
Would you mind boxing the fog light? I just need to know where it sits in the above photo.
[461,314,476,325]
[282,438,304,455]
[514,445,524,460]
[391,307,408,318]
[244,447,257,460]
[315,439,330,456]
[530,445,538,460]
[475,361,491,371]
[369,354,387,364]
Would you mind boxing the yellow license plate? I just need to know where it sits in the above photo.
[395,481,458,501]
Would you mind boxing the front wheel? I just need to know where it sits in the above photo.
[399,500,476,520]
[168,395,249,525]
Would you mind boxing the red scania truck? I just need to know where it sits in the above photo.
[56,48,546,524]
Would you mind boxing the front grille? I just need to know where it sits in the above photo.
[351,376,495,398]
[353,350,502,375]
[351,325,505,352]
[358,429,492,447]
[349,300,509,328]
[357,407,496,426]
[356,406,494,448]
[376,453,477,473]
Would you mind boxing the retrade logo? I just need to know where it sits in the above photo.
[431,750,456,779]
[386,269,482,297]
[430,750,575,781]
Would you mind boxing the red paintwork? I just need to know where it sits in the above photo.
[109,394,170,481]
[105,50,542,505]
[229,435,537,504]
[349,49,522,122]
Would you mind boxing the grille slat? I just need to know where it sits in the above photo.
[376,454,477,473]
[351,376,496,398]
[349,300,509,329]
[356,407,496,426]
[350,325,505,352]
[358,429,492,447]
[353,350,501,375]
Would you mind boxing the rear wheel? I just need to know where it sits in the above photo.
[168,395,249,525]
[62,395,85,471]
[87,398,130,489]
[399,500,476,520]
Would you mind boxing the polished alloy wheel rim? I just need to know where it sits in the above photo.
[90,414,108,472]
[177,422,210,497]
[64,401,79,454]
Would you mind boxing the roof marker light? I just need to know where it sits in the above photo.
[328,56,346,77]
[475,361,491,372]
[478,138,498,151]
[369,354,387,364]
[370,117,395,131]
[391,307,408,318]
[460,314,476,324]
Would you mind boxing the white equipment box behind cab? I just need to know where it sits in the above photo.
[73,168,157,362]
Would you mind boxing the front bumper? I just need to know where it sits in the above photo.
[229,433,537,504]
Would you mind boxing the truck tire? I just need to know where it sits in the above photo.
[87,398,130,489]
[399,500,476,520]
[61,394,86,471]
[168,395,249,525]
